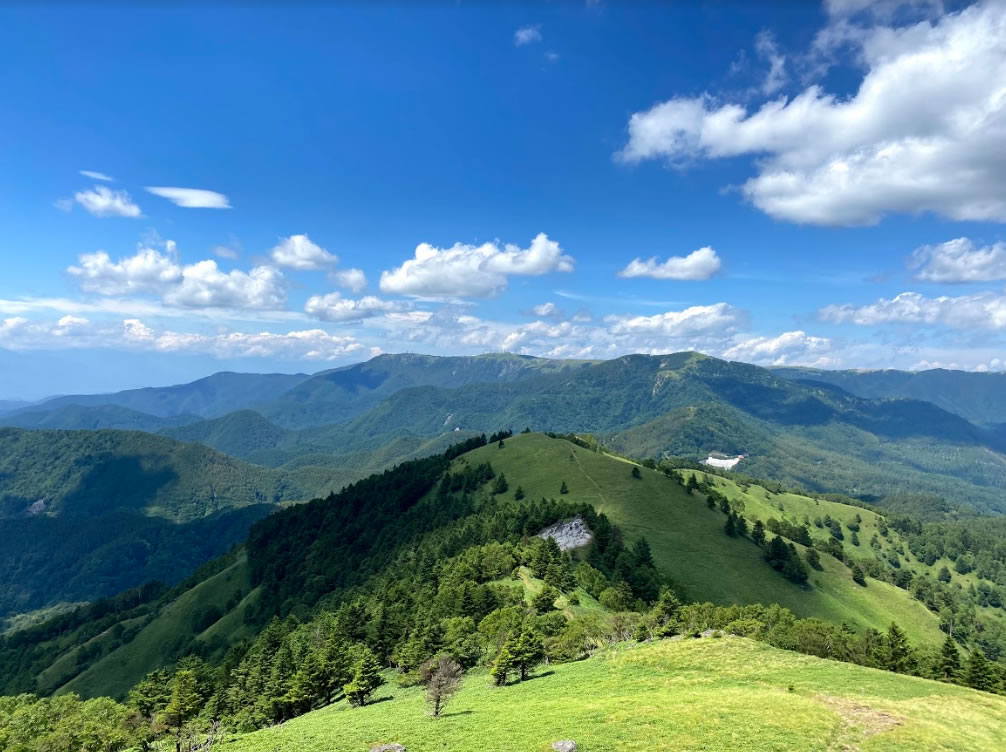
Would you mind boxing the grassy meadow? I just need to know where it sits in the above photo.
[224,636,1006,752]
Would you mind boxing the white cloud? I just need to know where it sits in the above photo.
[755,31,787,95]
[605,303,743,337]
[379,232,574,298]
[165,261,286,310]
[532,302,565,319]
[545,51,560,63]
[72,186,142,218]
[79,170,114,182]
[304,292,408,322]
[214,246,240,260]
[0,315,367,361]
[820,290,1006,329]
[514,25,542,46]
[68,245,181,295]
[722,330,834,367]
[333,268,367,293]
[909,237,1006,282]
[618,1,1006,225]
[145,187,231,209]
[269,234,338,270]
[618,246,722,280]
[67,243,287,311]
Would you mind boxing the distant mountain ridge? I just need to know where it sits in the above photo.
[772,365,1006,426]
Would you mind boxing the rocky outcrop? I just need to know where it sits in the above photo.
[537,515,592,551]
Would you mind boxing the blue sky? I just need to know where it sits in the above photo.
[2,0,1006,398]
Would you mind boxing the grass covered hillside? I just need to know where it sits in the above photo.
[226,636,1006,752]
[324,354,1006,514]
[0,428,346,616]
[462,434,944,645]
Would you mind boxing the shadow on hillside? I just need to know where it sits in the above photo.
[513,670,555,685]
[440,710,474,718]
[62,455,178,516]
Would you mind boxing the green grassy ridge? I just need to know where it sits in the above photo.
[224,636,1006,752]
[462,434,943,645]
[54,556,253,699]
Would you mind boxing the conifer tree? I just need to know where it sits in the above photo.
[164,670,201,752]
[514,485,525,500]
[344,648,384,707]
[490,641,515,686]
[883,623,915,674]
[751,519,766,547]
[559,480,569,495]
[512,627,545,681]
[724,514,737,537]
[805,548,822,571]
[851,564,867,586]
[936,634,961,682]
[631,466,642,479]
[533,585,559,614]
[966,648,994,692]
[491,473,509,495]
[649,586,681,638]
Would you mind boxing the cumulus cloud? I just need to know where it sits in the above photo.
[820,290,1006,329]
[909,237,1006,282]
[605,303,743,337]
[618,1,1006,225]
[145,187,231,209]
[165,261,286,310]
[333,268,367,293]
[304,292,408,322]
[618,246,722,280]
[71,186,142,218]
[68,245,182,295]
[379,233,574,298]
[67,243,287,310]
[269,234,338,270]
[722,330,834,366]
[514,25,542,46]
[79,170,114,182]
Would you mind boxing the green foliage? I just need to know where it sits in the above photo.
[344,648,384,708]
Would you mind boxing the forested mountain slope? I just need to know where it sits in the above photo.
[8,432,994,702]
[20,371,310,420]
[0,428,346,615]
[773,365,1006,427]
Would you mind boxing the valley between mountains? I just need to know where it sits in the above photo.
[3,353,1006,751]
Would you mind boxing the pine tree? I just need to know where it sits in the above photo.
[164,670,201,752]
[512,627,545,681]
[532,585,559,614]
[491,473,509,495]
[514,485,525,500]
[490,641,515,686]
[938,566,952,583]
[632,538,654,568]
[649,586,681,638]
[735,515,749,537]
[498,439,505,448]
[751,519,766,547]
[883,623,915,674]
[724,514,737,537]
[344,648,384,707]
[966,648,995,692]
[805,548,822,571]
[936,634,961,682]
[851,564,866,586]
[631,466,642,479]
[559,480,569,495]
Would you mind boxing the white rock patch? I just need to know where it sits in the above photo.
[702,455,744,470]
[538,515,593,551]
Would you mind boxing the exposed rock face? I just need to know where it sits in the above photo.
[537,515,592,551]
[552,742,578,752]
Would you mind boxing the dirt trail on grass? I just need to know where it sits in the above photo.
[570,449,607,506]
[819,695,902,751]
